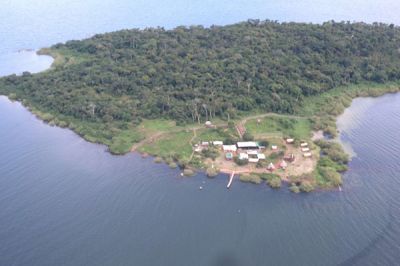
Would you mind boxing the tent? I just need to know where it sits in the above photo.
[267,162,276,171]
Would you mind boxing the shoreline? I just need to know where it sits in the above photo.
[1,40,400,192]
[1,89,400,192]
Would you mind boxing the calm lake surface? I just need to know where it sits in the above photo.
[1,1,400,265]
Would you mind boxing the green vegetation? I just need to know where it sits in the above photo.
[1,21,400,140]
[206,167,219,178]
[290,184,300,193]
[195,127,238,144]
[245,116,312,139]
[239,174,262,184]
[299,181,315,193]
[183,169,195,177]
[313,139,349,187]
[168,162,178,169]
[154,157,163,163]
[139,131,193,161]
[1,20,400,191]
[234,157,248,166]
[261,173,282,188]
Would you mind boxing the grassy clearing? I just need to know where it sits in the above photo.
[138,131,194,161]
[109,129,144,154]
[194,127,239,143]
[245,116,312,140]
[38,47,94,69]
[139,119,181,134]
[298,82,400,137]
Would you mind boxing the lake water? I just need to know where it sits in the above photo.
[1,1,400,265]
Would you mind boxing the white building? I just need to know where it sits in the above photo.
[223,145,237,152]
[237,142,259,149]
[257,153,266,160]
[238,153,249,160]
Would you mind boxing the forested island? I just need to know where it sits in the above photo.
[1,20,400,192]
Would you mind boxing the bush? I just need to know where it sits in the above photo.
[224,136,238,145]
[154,157,163,163]
[319,166,343,186]
[260,173,280,181]
[239,174,262,184]
[267,177,281,188]
[290,185,300,193]
[206,167,219,178]
[183,169,195,176]
[168,162,178,169]
[259,140,269,147]
[256,160,267,168]
[242,132,254,141]
[299,181,315,193]
[234,156,248,166]
[201,147,219,160]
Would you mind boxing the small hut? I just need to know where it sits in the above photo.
[300,142,308,147]
[267,162,276,171]
[301,147,310,152]
[303,152,312,158]
[205,121,213,128]
[286,138,294,144]
[225,152,233,160]
[279,160,288,169]
[239,153,249,160]
[271,145,278,150]
[257,153,266,160]
[201,141,209,147]
[223,145,237,152]
[284,153,295,162]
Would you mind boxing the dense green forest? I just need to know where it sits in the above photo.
[1,20,400,126]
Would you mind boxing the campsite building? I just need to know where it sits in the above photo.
[223,145,237,152]
[237,141,259,149]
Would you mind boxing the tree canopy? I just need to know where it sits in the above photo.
[1,20,400,125]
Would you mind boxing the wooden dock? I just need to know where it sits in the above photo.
[227,171,235,189]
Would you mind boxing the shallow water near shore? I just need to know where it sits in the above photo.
[1,93,400,265]
[0,50,53,76]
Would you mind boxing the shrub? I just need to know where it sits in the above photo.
[319,166,343,186]
[183,169,195,176]
[290,185,300,193]
[260,173,280,181]
[242,132,254,141]
[154,157,163,163]
[267,177,281,189]
[239,174,262,184]
[168,162,178,169]
[256,160,267,168]
[201,147,219,160]
[234,156,248,166]
[259,140,269,147]
[206,167,219,178]
[299,181,315,193]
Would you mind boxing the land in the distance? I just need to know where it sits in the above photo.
[1,20,400,192]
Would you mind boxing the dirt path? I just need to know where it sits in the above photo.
[130,132,164,152]
[188,128,198,161]
[131,125,203,152]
